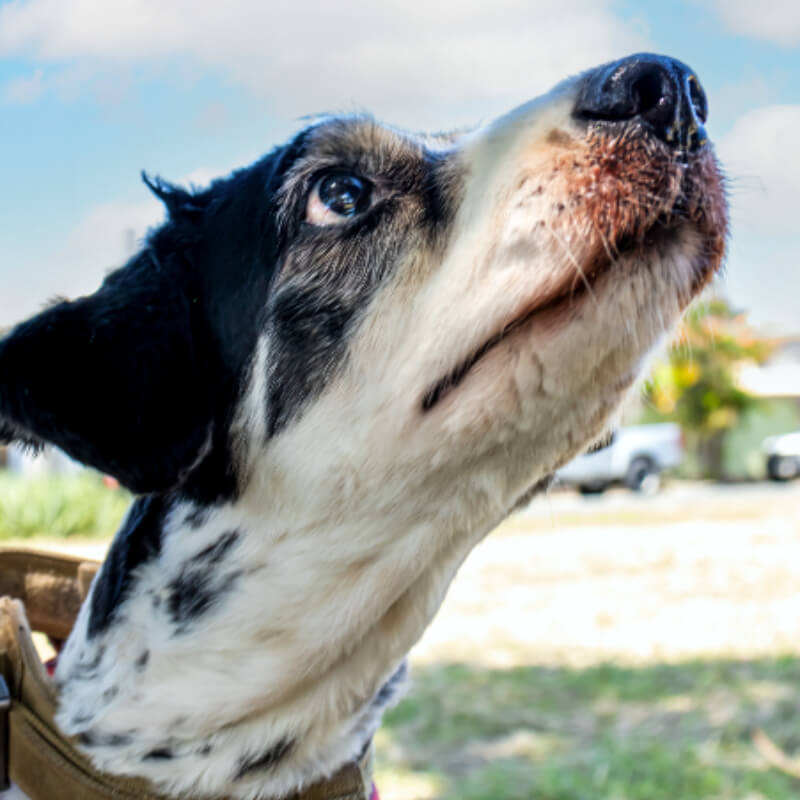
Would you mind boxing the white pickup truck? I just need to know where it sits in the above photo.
[556,423,684,494]
[763,431,800,481]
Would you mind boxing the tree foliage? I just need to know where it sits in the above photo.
[645,298,774,478]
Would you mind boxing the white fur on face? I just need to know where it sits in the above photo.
[54,72,725,800]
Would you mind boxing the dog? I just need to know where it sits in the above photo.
[0,53,726,799]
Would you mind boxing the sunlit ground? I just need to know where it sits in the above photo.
[375,482,800,799]
[3,479,800,799]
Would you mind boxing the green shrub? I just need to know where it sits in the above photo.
[0,471,129,540]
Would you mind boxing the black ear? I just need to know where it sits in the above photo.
[0,250,212,494]
[142,172,205,219]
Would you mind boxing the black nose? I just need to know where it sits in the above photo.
[574,53,708,152]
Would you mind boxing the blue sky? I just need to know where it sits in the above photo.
[1,0,798,332]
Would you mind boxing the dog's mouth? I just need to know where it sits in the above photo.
[421,143,726,414]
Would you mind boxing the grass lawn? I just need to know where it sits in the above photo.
[376,657,800,799]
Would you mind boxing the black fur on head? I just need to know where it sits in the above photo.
[0,118,457,502]
[0,144,297,498]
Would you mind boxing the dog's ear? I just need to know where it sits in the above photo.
[0,248,213,494]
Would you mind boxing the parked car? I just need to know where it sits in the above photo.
[763,431,800,481]
[556,423,684,495]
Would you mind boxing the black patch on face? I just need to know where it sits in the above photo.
[135,650,150,670]
[266,286,357,435]
[263,121,462,437]
[235,738,294,779]
[88,495,169,638]
[168,139,312,505]
[166,530,242,629]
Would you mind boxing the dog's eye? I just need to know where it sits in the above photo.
[306,173,373,225]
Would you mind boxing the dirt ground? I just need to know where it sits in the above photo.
[413,481,800,668]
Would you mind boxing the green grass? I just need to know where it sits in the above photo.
[0,472,129,540]
[376,658,800,799]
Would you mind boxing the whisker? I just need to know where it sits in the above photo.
[543,218,599,309]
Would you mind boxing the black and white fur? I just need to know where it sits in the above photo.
[0,55,726,799]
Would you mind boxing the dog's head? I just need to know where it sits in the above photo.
[0,54,725,521]
[1,53,728,799]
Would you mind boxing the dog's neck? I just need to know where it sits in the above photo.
[53,475,508,799]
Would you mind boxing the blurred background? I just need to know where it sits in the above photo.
[2,0,800,797]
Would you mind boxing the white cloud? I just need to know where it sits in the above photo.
[0,197,163,325]
[0,0,648,126]
[65,199,163,277]
[716,104,800,334]
[708,0,800,46]
[3,67,44,102]
[725,235,800,334]
[717,104,800,237]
